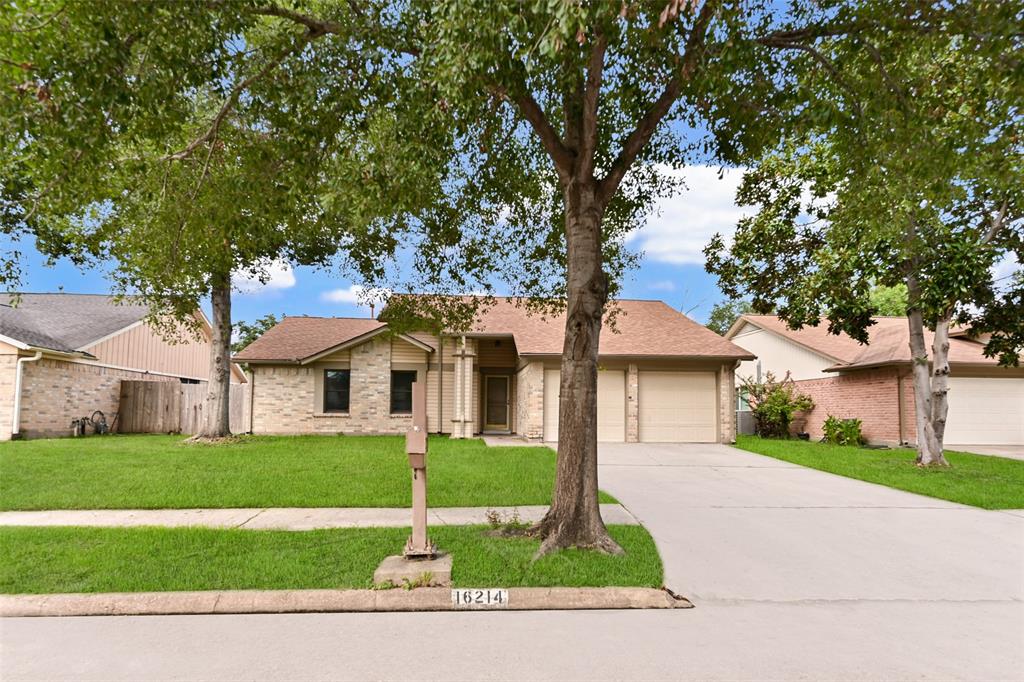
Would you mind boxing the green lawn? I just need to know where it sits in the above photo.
[0,434,614,510]
[0,525,661,594]
[734,435,1024,509]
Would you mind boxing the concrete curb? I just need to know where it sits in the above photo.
[0,587,693,617]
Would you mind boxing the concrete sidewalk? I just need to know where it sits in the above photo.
[0,503,637,530]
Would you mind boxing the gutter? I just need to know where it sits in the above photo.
[11,351,43,439]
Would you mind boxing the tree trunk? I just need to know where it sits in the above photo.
[905,274,948,466]
[533,180,623,557]
[928,314,952,465]
[197,271,233,438]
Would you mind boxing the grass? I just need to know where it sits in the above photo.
[0,434,615,510]
[0,525,662,594]
[734,435,1024,509]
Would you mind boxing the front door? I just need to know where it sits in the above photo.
[484,375,510,431]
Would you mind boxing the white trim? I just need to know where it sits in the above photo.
[11,351,42,436]
[76,319,145,352]
[65,357,209,383]
[0,333,29,350]
[300,327,389,364]
[397,333,435,353]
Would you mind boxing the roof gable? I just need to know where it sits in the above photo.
[0,293,151,354]
[730,314,1002,370]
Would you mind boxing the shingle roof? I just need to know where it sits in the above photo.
[0,293,151,355]
[732,314,1000,370]
[472,298,755,358]
[235,298,754,363]
[233,317,388,362]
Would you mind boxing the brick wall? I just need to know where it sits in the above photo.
[718,363,737,443]
[514,361,544,439]
[793,367,914,445]
[251,335,414,435]
[14,358,177,440]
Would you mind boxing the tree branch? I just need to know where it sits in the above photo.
[493,84,575,178]
[599,0,720,202]
[251,5,343,36]
[162,38,306,162]
[578,33,608,179]
[982,199,1010,244]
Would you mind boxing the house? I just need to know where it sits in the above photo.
[234,298,755,443]
[0,293,245,440]
[726,315,1024,447]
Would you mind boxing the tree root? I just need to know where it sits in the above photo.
[529,517,625,560]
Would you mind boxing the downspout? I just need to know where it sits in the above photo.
[896,369,905,446]
[247,367,256,435]
[12,351,42,439]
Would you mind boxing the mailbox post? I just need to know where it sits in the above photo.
[404,381,436,558]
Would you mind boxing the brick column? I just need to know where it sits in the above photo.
[719,362,737,443]
[626,363,639,442]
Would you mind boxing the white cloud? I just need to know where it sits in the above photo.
[648,280,677,291]
[320,284,391,307]
[627,165,753,265]
[992,253,1020,290]
[233,259,296,295]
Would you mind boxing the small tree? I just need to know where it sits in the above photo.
[740,371,813,438]
[868,285,908,317]
[707,6,1022,466]
[706,298,754,336]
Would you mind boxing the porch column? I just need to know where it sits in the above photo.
[450,337,476,438]
[626,363,639,443]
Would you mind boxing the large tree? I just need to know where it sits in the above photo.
[2,0,961,550]
[706,3,1023,466]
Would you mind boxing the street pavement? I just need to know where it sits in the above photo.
[2,443,1022,681]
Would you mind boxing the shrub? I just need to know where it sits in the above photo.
[822,416,866,445]
[739,371,814,439]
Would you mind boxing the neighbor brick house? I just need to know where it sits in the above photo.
[726,315,1024,447]
[0,293,245,440]
[234,298,755,443]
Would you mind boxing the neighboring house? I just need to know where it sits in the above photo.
[726,315,1024,447]
[0,293,245,440]
[234,298,755,443]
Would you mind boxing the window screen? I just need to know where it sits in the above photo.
[324,370,350,412]
[390,370,417,414]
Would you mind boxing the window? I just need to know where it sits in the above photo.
[390,370,417,414]
[324,370,350,413]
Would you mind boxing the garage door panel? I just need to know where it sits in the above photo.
[639,371,717,443]
[945,377,1024,445]
[543,369,626,442]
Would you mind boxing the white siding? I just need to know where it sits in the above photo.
[731,323,834,381]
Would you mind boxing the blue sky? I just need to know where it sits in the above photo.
[7,164,750,327]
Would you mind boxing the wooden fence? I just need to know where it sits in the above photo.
[117,381,250,435]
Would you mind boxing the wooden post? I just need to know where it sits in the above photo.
[404,381,435,558]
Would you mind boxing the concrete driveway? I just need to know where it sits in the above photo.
[598,443,1024,603]
[1,442,1021,681]
[951,443,1024,460]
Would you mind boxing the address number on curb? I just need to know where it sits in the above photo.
[451,589,509,608]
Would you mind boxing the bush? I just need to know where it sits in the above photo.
[739,371,814,439]
[822,416,866,445]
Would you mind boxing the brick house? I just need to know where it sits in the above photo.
[234,298,754,443]
[726,315,1024,447]
[0,293,245,440]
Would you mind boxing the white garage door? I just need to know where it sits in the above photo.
[944,377,1024,445]
[638,371,717,443]
[543,369,626,442]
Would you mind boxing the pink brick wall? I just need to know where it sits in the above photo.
[792,368,915,445]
